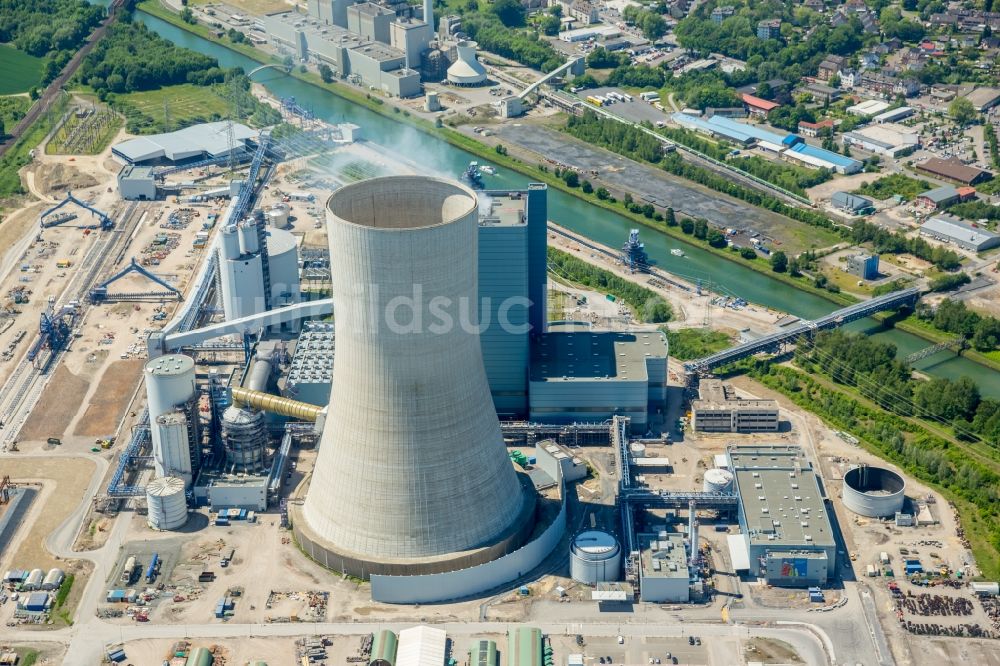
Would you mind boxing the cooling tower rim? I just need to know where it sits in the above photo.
[324,175,478,232]
[844,465,905,495]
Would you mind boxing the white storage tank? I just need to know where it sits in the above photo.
[630,442,646,458]
[154,410,192,482]
[145,355,196,418]
[703,468,734,494]
[265,226,301,309]
[147,476,188,531]
[24,568,44,590]
[266,207,288,228]
[42,568,64,590]
[570,530,622,584]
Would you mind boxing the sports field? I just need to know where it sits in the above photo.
[0,44,43,94]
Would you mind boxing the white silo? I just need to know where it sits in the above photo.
[298,176,532,577]
[146,476,188,530]
[703,468,734,494]
[218,222,266,320]
[447,41,487,86]
[145,354,197,485]
[570,530,622,584]
[266,207,288,228]
[237,220,259,254]
[265,227,300,309]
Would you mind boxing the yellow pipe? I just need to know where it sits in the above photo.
[231,386,323,421]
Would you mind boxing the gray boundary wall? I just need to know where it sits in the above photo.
[370,486,567,603]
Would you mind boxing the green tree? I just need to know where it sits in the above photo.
[581,180,593,194]
[665,207,676,227]
[949,97,978,127]
[770,250,788,273]
[707,229,727,248]
[680,218,694,234]
[539,14,561,36]
[318,63,334,83]
[562,170,579,187]
[490,0,525,27]
[740,247,757,260]
[180,7,196,24]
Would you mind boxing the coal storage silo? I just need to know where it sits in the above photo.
[295,176,535,577]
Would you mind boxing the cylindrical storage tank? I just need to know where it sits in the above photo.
[570,530,622,584]
[25,569,43,590]
[447,41,487,86]
[153,410,192,482]
[630,442,646,458]
[42,568,64,590]
[185,647,213,666]
[703,468,735,494]
[843,465,906,517]
[221,406,267,472]
[265,227,301,309]
[370,629,398,666]
[219,252,265,320]
[146,476,189,530]
[301,176,530,574]
[237,220,259,254]
[266,207,288,228]
[220,224,241,260]
[145,355,196,418]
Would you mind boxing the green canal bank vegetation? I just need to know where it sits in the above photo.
[548,247,672,323]
[76,19,280,134]
[0,93,69,199]
[727,329,1000,578]
[663,328,732,361]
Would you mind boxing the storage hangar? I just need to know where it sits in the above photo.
[730,444,837,586]
[916,156,993,185]
[842,464,906,517]
[638,532,690,602]
[508,627,543,666]
[397,626,447,666]
[842,124,919,157]
[831,191,875,215]
[112,122,256,166]
[371,630,399,666]
[921,216,1000,252]
[528,325,668,432]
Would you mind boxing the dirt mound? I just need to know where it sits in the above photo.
[34,162,98,196]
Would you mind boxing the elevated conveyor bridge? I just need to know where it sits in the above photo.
[683,288,921,375]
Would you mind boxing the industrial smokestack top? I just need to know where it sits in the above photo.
[301,176,530,568]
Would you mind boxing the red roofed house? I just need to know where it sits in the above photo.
[798,119,836,137]
[741,93,780,118]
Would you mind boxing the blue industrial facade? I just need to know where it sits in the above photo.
[477,184,547,417]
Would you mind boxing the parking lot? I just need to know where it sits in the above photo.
[584,87,673,125]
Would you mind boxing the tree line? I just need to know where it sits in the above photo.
[0,0,104,57]
[849,220,962,271]
[548,247,673,323]
[917,299,1000,352]
[462,14,563,72]
[78,20,226,96]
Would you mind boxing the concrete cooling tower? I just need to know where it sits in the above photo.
[447,41,487,86]
[296,176,535,577]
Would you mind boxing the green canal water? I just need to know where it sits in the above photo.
[129,8,1000,396]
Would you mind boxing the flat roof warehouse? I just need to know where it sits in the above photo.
[112,122,257,165]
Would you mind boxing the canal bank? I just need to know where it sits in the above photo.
[123,3,1000,395]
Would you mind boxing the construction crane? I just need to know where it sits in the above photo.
[39,191,113,230]
[89,258,182,303]
[26,302,79,368]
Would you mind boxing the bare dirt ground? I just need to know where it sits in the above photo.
[73,358,143,437]
[123,637,294,666]
[18,364,91,442]
[31,162,98,196]
[1,643,66,666]
[805,172,878,203]
[744,637,803,663]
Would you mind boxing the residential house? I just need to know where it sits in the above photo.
[798,118,836,137]
[757,19,782,39]
[741,93,780,118]
[839,68,857,89]
[558,0,599,25]
[817,55,846,80]
[711,5,735,23]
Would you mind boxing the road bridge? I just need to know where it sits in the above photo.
[683,288,921,375]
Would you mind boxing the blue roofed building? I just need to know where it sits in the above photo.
[670,114,862,174]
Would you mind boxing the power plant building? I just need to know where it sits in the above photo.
[477,186,547,417]
[218,221,301,328]
[529,324,668,431]
[283,321,335,407]
[692,379,779,433]
[729,445,837,587]
[638,532,690,602]
[117,165,157,201]
[295,176,538,578]
[112,121,256,166]
[258,10,421,97]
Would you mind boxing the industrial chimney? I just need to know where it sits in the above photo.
[423,0,433,31]
[297,176,533,577]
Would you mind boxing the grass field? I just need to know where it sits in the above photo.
[0,95,29,134]
[0,44,43,94]
[112,83,230,134]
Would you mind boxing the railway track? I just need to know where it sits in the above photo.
[0,201,146,450]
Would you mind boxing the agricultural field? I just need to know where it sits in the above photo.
[111,83,230,134]
[46,106,122,155]
[0,44,43,94]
